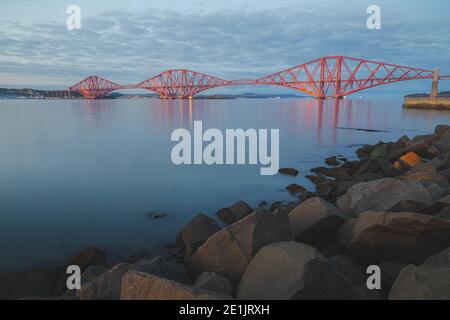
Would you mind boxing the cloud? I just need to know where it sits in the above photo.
[0,4,449,88]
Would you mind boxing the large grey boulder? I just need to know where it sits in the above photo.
[189,209,291,283]
[236,242,356,300]
[177,214,221,260]
[349,211,450,264]
[400,163,449,187]
[337,178,434,217]
[121,271,232,300]
[289,197,345,247]
[77,263,130,300]
[0,265,67,300]
[389,264,450,300]
[130,256,192,285]
[194,272,234,297]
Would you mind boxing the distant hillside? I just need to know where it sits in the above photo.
[405,91,450,98]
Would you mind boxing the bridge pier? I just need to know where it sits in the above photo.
[430,68,439,99]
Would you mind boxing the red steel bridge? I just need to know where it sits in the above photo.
[67,56,445,99]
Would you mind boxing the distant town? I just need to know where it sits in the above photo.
[0,88,306,100]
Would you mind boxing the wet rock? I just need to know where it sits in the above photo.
[312,166,351,180]
[325,156,340,166]
[278,168,299,177]
[405,134,434,158]
[356,157,395,176]
[400,163,449,187]
[356,144,376,159]
[389,264,450,300]
[0,266,67,300]
[337,178,434,217]
[194,272,234,297]
[77,263,130,300]
[306,174,328,186]
[286,183,306,195]
[121,272,232,300]
[289,197,345,247]
[216,201,253,225]
[189,209,291,283]
[177,214,221,259]
[349,211,450,264]
[236,242,356,300]
[130,256,191,285]
[81,265,108,285]
[67,247,106,272]
[269,201,283,212]
[435,125,450,138]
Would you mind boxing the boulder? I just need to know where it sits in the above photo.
[349,211,450,264]
[121,271,232,300]
[278,168,299,176]
[189,209,291,283]
[194,272,234,296]
[77,263,130,300]
[379,262,406,292]
[435,125,450,138]
[289,197,345,247]
[286,183,306,195]
[389,264,450,300]
[393,152,422,170]
[0,265,67,300]
[236,242,356,300]
[423,247,450,267]
[130,256,191,285]
[325,156,340,166]
[216,201,253,225]
[337,219,356,248]
[177,214,221,259]
[67,247,106,271]
[337,178,434,217]
[329,255,365,285]
[81,265,108,285]
[400,163,449,187]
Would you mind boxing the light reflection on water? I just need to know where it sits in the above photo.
[0,98,448,273]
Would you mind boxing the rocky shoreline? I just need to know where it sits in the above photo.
[1,124,450,300]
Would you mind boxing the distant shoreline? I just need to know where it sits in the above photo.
[0,88,306,100]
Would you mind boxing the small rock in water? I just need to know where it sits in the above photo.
[286,183,306,195]
[278,168,299,176]
[325,156,340,166]
[148,212,168,220]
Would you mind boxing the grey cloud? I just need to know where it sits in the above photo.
[0,5,449,87]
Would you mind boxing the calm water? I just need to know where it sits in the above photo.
[0,98,448,273]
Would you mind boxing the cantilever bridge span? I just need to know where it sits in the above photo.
[68,56,440,99]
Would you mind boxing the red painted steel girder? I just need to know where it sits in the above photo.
[68,56,437,99]
[69,75,123,99]
[137,69,230,99]
[256,56,434,98]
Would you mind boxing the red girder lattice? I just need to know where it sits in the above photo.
[68,56,436,99]
[69,76,123,99]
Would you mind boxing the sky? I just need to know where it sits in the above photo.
[0,0,449,94]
